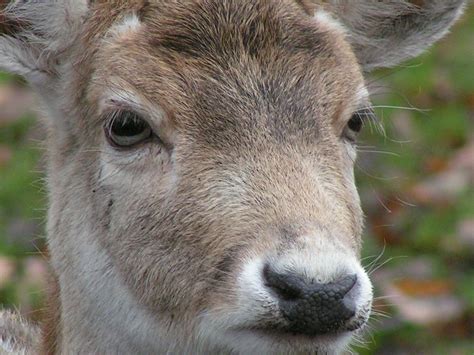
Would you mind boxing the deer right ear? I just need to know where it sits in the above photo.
[0,1,90,86]
[311,0,467,71]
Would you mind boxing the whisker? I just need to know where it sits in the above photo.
[355,162,400,181]
[371,310,392,318]
[395,196,417,208]
[374,191,392,214]
[372,105,430,113]
[369,255,408,275]
[373,295,401,301]
[357,149,401,157]
[364,242,386,271]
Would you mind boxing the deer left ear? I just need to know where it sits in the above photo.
[0,1,90,85]
[312,0,467,71]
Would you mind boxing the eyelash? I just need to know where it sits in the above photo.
[104,110,155,148]
[343,108,377,143]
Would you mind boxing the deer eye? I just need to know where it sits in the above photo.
[348,113,363,133]
[105,111,153,148]
[343,108,374,142]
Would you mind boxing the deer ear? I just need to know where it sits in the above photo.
[315,0,467,71]
[0,1,90,85]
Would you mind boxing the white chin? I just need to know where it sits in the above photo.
[199,327,353,354]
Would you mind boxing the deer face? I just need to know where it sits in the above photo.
[78,2,371,352]
[0,0,465,353]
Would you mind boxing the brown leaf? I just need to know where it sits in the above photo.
[424,156,449,174]
[394,278,453,297]
[0,145,12,167]
[465,92,474,111]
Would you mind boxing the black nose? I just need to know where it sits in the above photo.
[263,264,357,335]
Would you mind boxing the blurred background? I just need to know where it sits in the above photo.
[0,6,472,355]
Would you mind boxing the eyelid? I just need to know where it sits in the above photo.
[353,107,377,121]
[101,102,150,123]
[104,108,175,151]
[102,107,164,144]
[102,98,170,131]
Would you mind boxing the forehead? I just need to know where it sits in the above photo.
[87,0,364,140]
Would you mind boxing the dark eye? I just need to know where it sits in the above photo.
[348,113,363,133]
[343,108,374,142]
[105,111,152,148]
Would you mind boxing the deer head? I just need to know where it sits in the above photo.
[0,0,466,353]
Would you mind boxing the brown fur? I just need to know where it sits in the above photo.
[40,272,61,355]
[76,0,363,317]
[0,0,466,353]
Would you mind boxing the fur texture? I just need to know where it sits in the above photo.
[316,0,467,70]
[0,311,40,354]
[0,0,466,353]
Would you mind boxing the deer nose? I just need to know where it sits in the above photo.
[263,264,357,335]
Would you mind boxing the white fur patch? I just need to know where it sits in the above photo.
[107,13,143,41]
[314,9,347,34]
[198,236,373,354]
[50,227,170,353]
[355,84,370,104]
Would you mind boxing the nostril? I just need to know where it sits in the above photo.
[331,274,358,298]
[262,264,302,301]
[262,268,360,335]
[339,274,358,315]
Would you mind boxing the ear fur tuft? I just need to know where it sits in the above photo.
[313,0,467,70]
[0,0,89,83]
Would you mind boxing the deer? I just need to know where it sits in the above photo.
[0,0,466,354]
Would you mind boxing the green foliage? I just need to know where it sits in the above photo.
[354,8,474,353]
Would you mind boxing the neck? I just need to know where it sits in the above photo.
[42,242,229,354]
[44,229,171,354]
